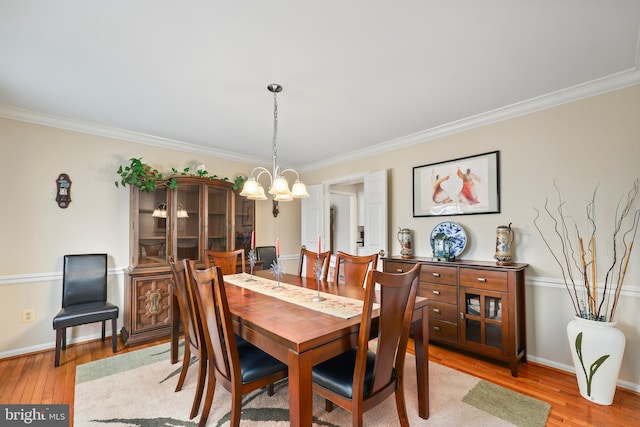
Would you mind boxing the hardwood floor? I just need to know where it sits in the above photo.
[1,337,638,426]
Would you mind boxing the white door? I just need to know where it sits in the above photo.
[363,169,388,268]
[301,184,324,250]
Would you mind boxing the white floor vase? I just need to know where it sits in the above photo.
[566,316,626,405]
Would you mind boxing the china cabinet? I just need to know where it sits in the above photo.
[383,256,527,376]
[121,177,254,346]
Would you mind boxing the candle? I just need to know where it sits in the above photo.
[276,238,280,257]
[251,230,255,248]
[318,234,321,254]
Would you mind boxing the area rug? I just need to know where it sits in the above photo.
[75,343,550,426]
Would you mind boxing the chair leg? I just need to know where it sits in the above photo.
[111,317,118,353]
[101,320,106,341]
[267,384,274,396]
[230,392,243,427]
[190,355,207,419]
[175,346,192,392]
[325,399,335,412]
[199,358,217,427]
[61,328,67,350]
[54,329,63,367]
[394,383,409,427]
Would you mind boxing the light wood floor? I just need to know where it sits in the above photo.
[1,337,638,427]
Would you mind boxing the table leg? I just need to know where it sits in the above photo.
[413,306,430,419]
[287,349,314,427]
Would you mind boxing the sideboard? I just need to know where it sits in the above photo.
[383,256,528,376]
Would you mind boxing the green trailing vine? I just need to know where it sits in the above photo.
[115,157,246,192]
[575,332,610,396]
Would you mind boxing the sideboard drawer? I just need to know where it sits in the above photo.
[419,282,457,304]
[429,301,458,323]
[460,268,508,292]
[429,319,458,343]
[384,261,415,274]
[420,264,457,285]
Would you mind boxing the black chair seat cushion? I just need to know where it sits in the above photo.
[53,301,119,329]
[313,348,393,399]
[237,339,287,383]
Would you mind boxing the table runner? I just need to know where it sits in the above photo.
[224,273,377,319]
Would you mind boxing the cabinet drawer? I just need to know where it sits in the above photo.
[420,265,457,285]
[429,301,458,323]
[429,319,458,343]
[384,261,416,273]
[419,282,457,304]
[460,268,508,292]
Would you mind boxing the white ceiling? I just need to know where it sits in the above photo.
[1,1,639,170]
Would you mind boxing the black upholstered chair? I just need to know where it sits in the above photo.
[187,260,288,427]
[311,263,421,426]
[255,245,277,270]
[52,254,119,367]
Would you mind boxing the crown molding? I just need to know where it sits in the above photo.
[1,69,639,172]
[0,104,267,166]
[302,69,640,172]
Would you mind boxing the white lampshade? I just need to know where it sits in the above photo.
[151,203,167,218]
[248,184,268,200]
[274,192,294,202]
[240,178,260,197]
[291,181,310,198]
[269,176,290,195]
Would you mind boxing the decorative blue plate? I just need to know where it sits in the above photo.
[430,221,467,257]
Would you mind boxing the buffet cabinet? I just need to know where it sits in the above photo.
[121,177,254,346]
[383,256,527,376]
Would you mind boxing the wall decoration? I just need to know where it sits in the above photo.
[413,151,500,217]
[56,173,72,208]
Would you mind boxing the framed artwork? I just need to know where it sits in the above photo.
[413,150,500,217]
[242,200,254,226]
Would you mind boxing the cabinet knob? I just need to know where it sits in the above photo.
[477,277,486,283]
[433,326,441,332]
[432,272,440,278]
[460,312,464,319]
[396,268,403,273]
[433,308,441,314]
[432,290,440,295]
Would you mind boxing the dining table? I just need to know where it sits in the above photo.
[170,269,430,427]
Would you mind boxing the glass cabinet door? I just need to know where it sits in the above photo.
[137,187,168,267]
[235,194,254,253]
[460,289,507,353]
[207,185,229,251]
[175,183,201,262]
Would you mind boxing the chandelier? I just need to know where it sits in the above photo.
[240,83,309,202]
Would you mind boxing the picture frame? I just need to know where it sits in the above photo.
[242,200,254,226]
[413,150,500,217]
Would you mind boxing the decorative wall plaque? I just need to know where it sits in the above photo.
[56,173,72,208]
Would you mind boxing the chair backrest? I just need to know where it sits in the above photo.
[205,249,245,274]
[169,257,203,355]
[354,263,421,399]
[256,246,277,270]
[62,254,108,307]
[334,251,378,287]
[298,247,332,281]
[187,260,239,385]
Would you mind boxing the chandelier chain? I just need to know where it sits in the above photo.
[272,89,278,172]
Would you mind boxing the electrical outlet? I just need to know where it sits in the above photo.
[22,309,35,323]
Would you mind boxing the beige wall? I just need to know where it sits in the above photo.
[1,84,639,391]
[302,84,640,390]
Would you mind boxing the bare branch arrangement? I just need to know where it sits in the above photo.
[533,179,640,321]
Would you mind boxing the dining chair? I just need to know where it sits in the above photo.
[298,247,332,281]
[311,263,421,427]
[255,245,277,270]
[168,257,207,420]
[334,251,379,287]
[187,260,288,427]
[204,249,245,274]
[52,254,119,367]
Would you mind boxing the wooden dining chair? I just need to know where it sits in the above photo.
[311,263,421,427]
[168,257,207,420]
[204,249,245,274]
[187,260,288,427]
[334,251,378,287]
[298,247,332,281]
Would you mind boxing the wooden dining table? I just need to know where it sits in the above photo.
[170,270,430,426]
